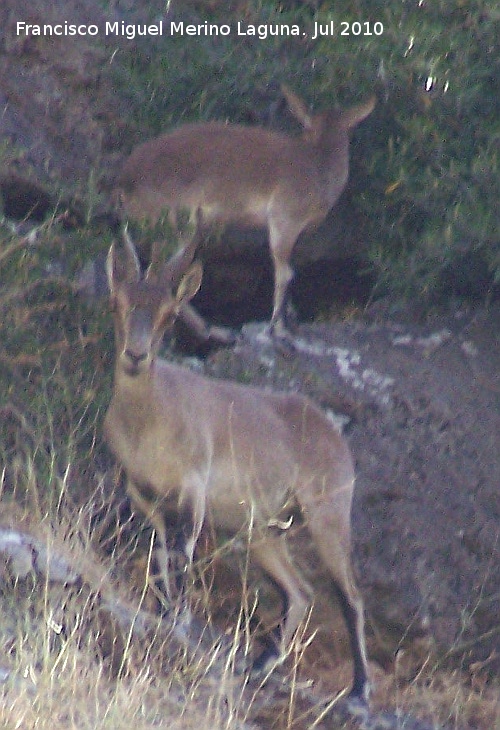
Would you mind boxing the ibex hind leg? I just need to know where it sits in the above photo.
[249,535,312,673]
[269,263,294,338]
[268,224,299,338]
[335,585,370,702]
[306,519,370,700]
[248,588,288,675]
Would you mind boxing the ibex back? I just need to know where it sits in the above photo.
[115,86,375,335]
[104,234,370,700]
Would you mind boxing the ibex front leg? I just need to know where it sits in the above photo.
[126,478,176,604]
[177,471,207,567]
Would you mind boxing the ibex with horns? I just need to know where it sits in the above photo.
[115,86,375,336]
[104,230,370,700]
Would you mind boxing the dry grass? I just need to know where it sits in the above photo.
[1,418,499,730]
[367,642,500,730]
[0,222,499,730]
[0,476,256,730]
[0,654,246,730]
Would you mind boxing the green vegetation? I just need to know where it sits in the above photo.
[109,0,499,301]
[0,202,498,730]
[1,2,499,727]
[0,222,113,511]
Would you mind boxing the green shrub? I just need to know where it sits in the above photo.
[114,0,499,301]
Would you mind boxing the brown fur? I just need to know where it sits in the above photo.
[103,234,370,699]
[115,87,375,334]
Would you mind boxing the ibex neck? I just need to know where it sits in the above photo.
[115,353,162,395]
[106,362,171,456]
[314,138,349,205]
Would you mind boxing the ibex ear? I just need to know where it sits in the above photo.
[175,261,203,306]
[281,85,313,130]
[342,96,376,130]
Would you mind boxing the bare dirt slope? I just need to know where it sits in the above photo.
[0,0,136,202]
[205,302,500,680]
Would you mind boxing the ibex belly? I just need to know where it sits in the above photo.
[203,452,300,536]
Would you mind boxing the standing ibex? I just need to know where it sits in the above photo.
[115,86,375,335]
[104,233,370,700]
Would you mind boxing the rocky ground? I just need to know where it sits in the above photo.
[0,1,499,727]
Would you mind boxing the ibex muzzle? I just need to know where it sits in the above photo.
[115,86,375,336]
[104,233,370,700]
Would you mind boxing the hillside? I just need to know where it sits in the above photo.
[0,2,499,729]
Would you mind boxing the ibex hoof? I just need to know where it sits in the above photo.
[345,693,370,722]
[270,330,297,357]
[346,681,371,709]
[268,319,287,338]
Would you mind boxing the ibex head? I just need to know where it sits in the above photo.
[281,84,375,145]
[106,231,202,378]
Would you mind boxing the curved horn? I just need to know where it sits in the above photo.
[106,226,141,293]
[161,209,206,288]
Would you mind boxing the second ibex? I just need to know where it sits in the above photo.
[115,86,375,336]
[103,231,370,700]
